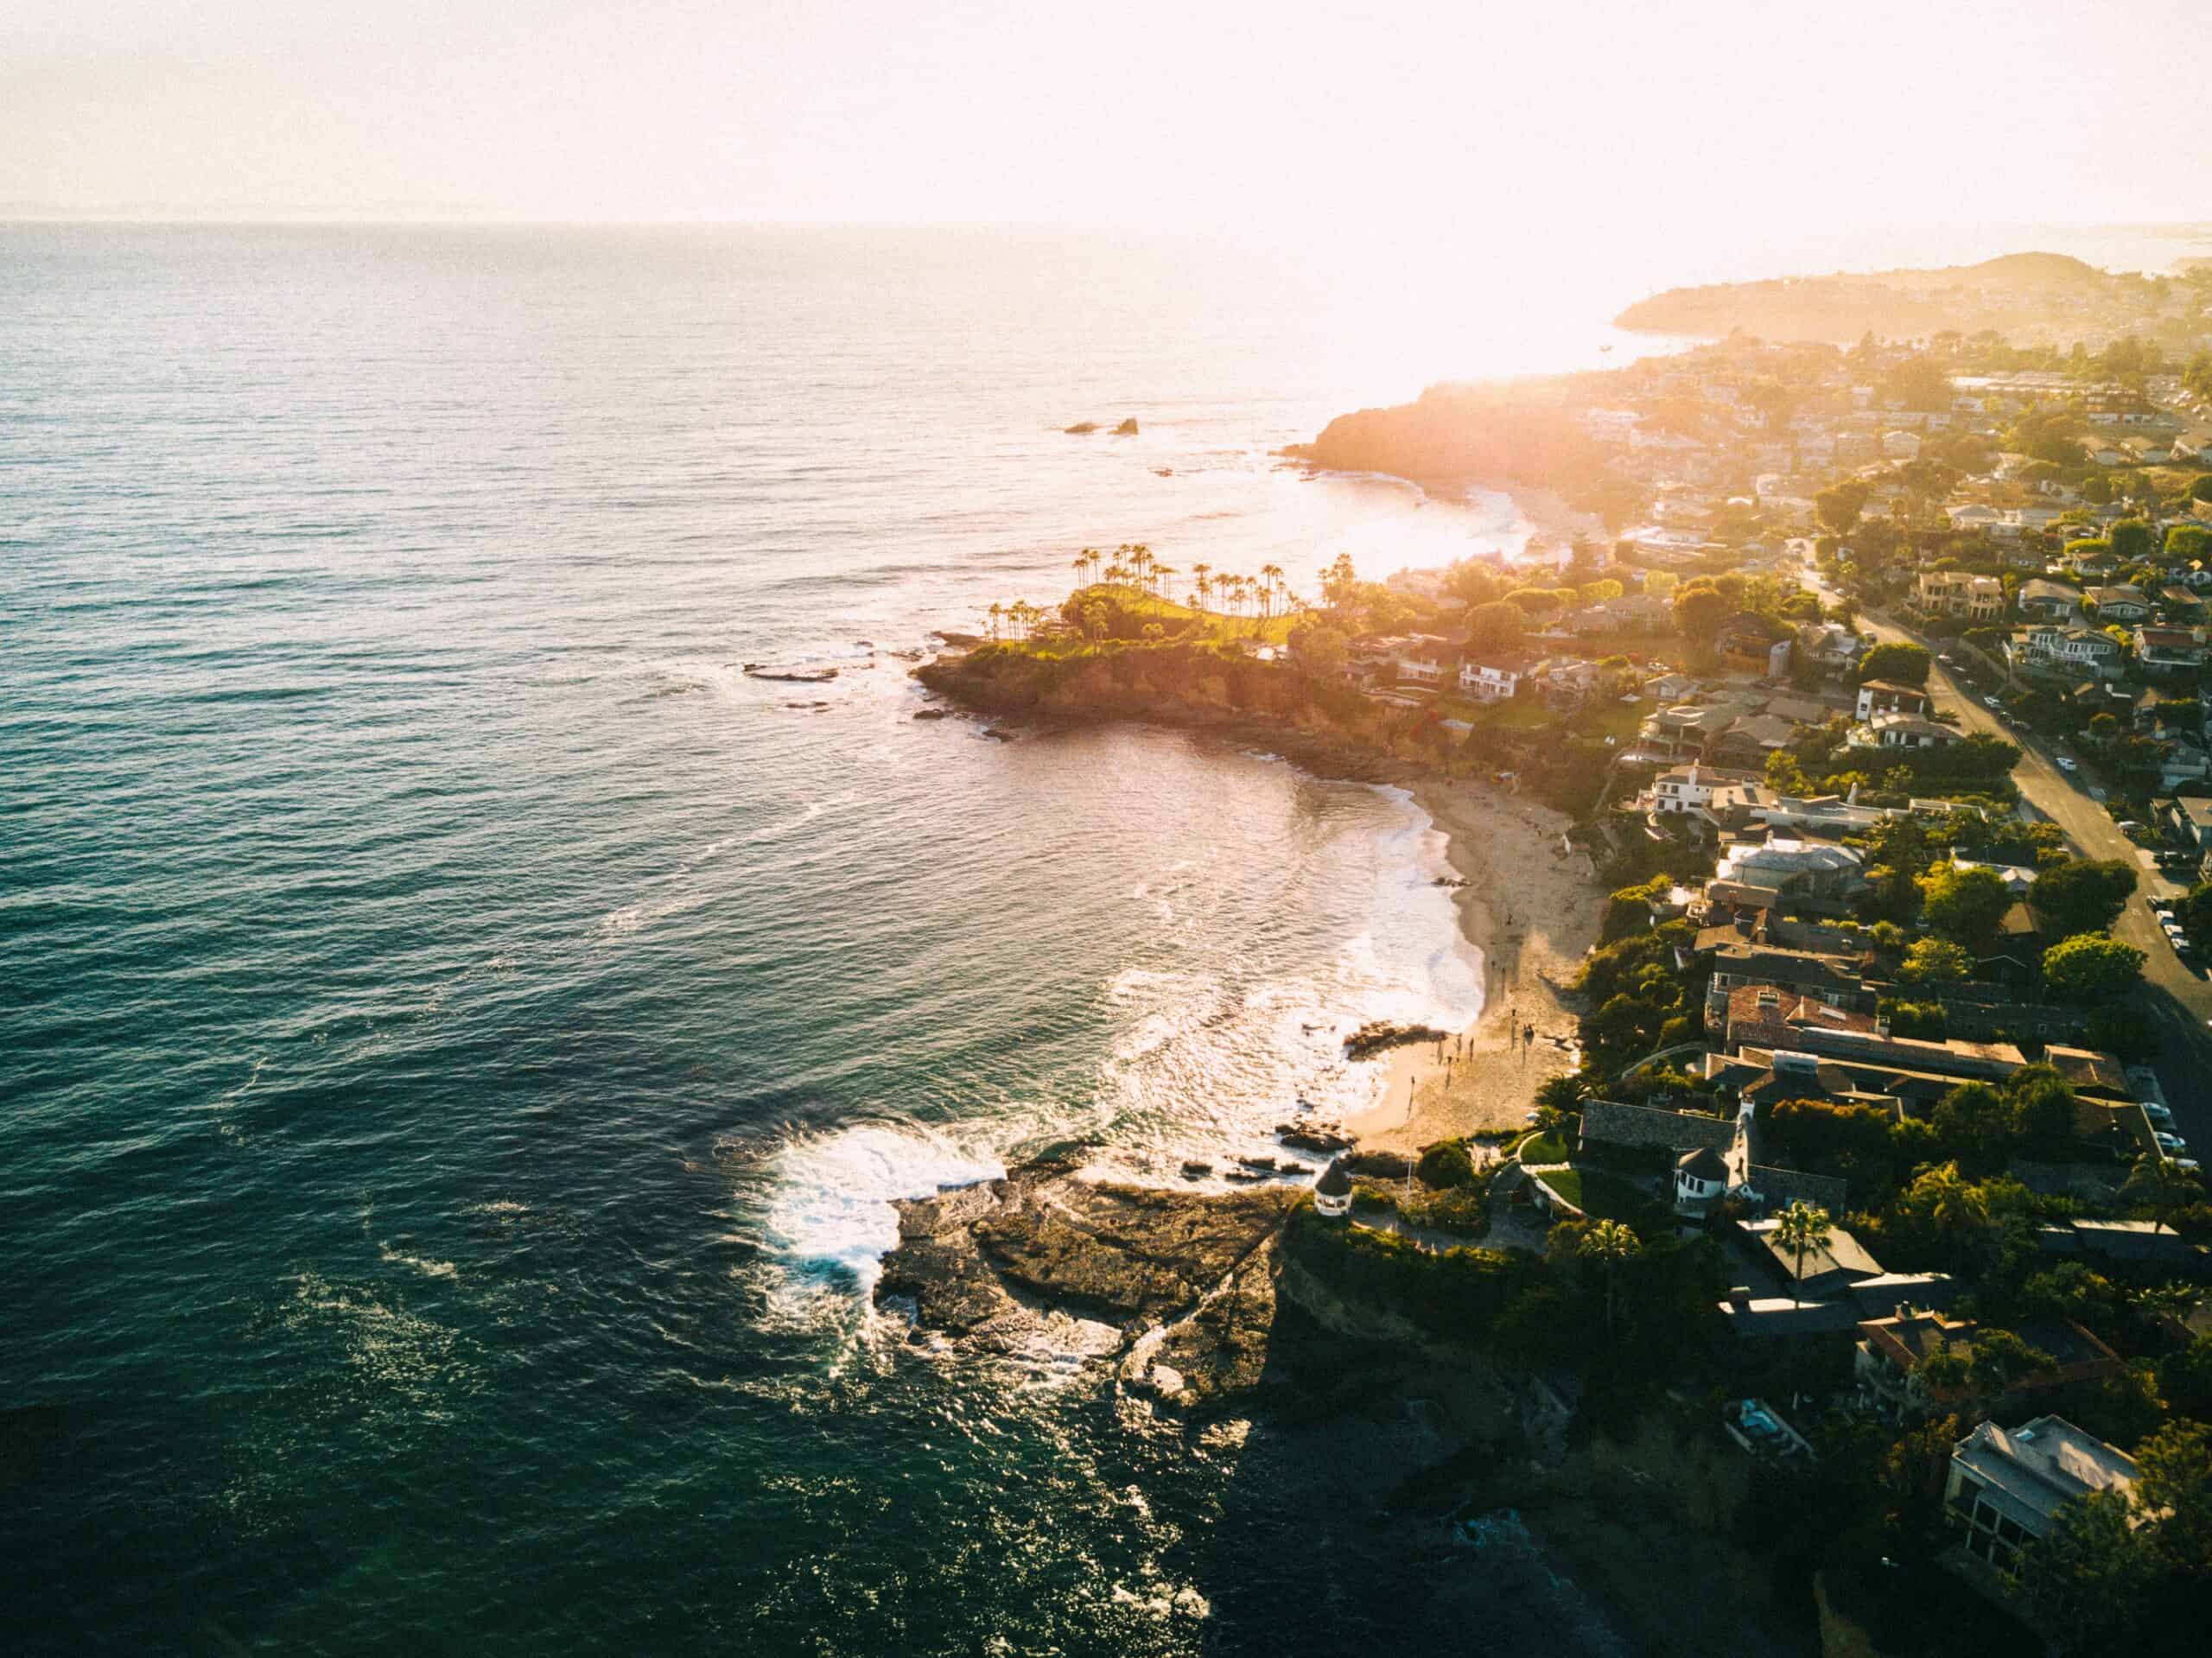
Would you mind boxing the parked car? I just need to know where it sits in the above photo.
[2145,1102,2176,1125]
[2156,1131,2189,1153]
[2176,1159,2202,1173]
[1982,696,2000,709]
[2057,757,2078,772]
[2152,897,2177,915]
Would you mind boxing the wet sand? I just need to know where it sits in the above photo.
[1344,778,1599,1152]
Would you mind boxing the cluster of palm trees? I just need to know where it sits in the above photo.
[1067,543,1301,626]
[982,600,1048,641]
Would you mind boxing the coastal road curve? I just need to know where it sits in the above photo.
[1850,603,2212,1144]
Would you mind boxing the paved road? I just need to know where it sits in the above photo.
[1806,575,2209,1148]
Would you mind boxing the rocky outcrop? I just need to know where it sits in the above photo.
[874,1153,1298,1407]
[1064,421,1100,435]
[742,664,839,683]
[1113,417,1140,435]
[1342,1020,1449,1060]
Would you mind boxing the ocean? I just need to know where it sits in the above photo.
[3,221,2205,1655]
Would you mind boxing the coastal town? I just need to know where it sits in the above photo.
[912,276,2212,1657]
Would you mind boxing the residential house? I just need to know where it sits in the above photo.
[1854,1308,2122,1418]
[1881,429,1922,460]
[1796,621,1865,676]
[1945,1417,2138,1579]
[1648,762,1763,816]
[2133,626,2209,675]
[1855,679,1930,721]
[1458,661,1522,703]
[1916,571,2004,622]
[1851,710,1961,750]
[2086,585,2151,623]
[1386,635,1453,686]
[1711,839,1870,915]
[2009,626,2122,678]
[1744,1216,1885,1302]
[2016,578,2081,620]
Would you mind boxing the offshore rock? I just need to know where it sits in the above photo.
[1113,417,1140,435]
[1065,420,1100,435]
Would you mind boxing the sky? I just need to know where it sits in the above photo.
[6,0,2209,262]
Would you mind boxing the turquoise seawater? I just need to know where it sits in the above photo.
[2,226,1554,1655]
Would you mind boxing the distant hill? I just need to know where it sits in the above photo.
[1616,251,2145,345]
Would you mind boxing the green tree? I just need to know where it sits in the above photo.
[1465,600,1526,655]
[2126,1153,2202,1239]
[1897,937,1973,985]
[1916,865,2014,949]
[2167,524,2212,562]
[1934,1083,2016,1166]
[2041,933,2146,1005]
[1578,1218,1643,1340]
[2083,1003,2158,1063]
[2137,1418,2212,1572]
[1286,619,1349,679]
[1814,480,1870,537]
[1855,640,1931,687]
[1773,1200,1832,1310]
[2179,882,2212,951]
[2022,1490,2156,1654]
[2110,518,2156,562]
[1671,581,1732,645]
[2030,857,2139,937]
[2161,1336,2212,1422]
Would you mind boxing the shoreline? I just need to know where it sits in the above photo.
[1344,776,1599,1153]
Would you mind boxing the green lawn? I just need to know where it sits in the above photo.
[1518,1131,1573,1166]
[1536,1165,1662,1224]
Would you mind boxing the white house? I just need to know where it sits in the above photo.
[1674,1146,1730,1220]
[1945,1416,2138,1579]
[1855,680,1930,721]
[1459,661,1521,703]
[1313,1159,1353,1218]
[1851,711,1962,750]
[1649,763,1761,815]
[2133,626,2208,673]
[2012,626,2123,677]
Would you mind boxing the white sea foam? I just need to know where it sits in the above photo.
[764,1122,1004,1295]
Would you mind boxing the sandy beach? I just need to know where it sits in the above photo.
[1344,777,1602,1153]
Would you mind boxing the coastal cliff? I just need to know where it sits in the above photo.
[1287,379,1603,496]
[914,642,1417,783]
[1614,251,2127,345]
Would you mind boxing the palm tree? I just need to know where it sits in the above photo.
[1152,564,1177,607]
[1909,1161,1991,1260]
[1194,571,1212,613]
[1578,1219,1643,1341]
[1072,554,1090,590]
[1773,1200,1833,1309]
[2126,1152,2199,1238]
[986,601,1004,641]
[1261,563,1285,626]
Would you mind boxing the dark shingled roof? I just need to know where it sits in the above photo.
[1315,1159,1352,1197]
[1678,1146,1728,1181]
